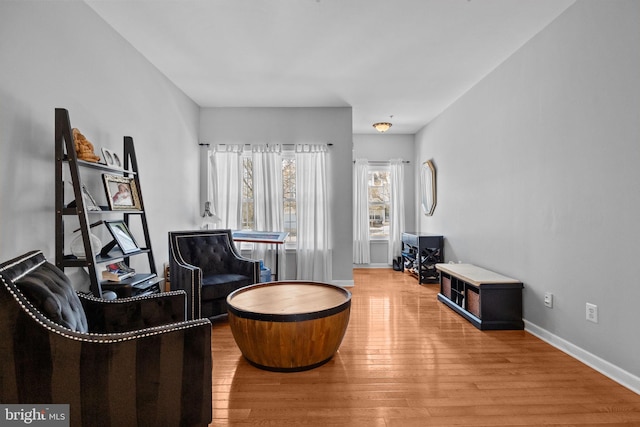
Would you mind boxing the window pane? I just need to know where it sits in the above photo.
[283,158,296,243]
[242,157,254,230]
[240,154,297,243]
[368,171,390,203]
[368,170,390,238]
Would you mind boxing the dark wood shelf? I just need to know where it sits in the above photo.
[55,108,159,298]
[62,207,144,215]
[101,274,163,298]
[64,155,137,175]
[58,248,152,267]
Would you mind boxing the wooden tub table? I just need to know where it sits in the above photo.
[227,281,351,371]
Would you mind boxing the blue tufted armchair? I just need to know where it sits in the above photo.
[168,229,260,320]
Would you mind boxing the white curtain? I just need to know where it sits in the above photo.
[295,144,331,281]
[353,159,370,264]
[388,159,405,264]
[251,145,285,277]
[209,145,243,230]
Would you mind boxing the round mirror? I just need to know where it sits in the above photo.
[421,159,436,216]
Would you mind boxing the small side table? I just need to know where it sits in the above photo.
[232,231,288,281]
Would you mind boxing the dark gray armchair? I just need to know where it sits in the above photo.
[0,250,212,427]
[168,229,260,320]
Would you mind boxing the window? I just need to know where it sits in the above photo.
[282,154,297,243]
[241,156,254,230]
[368,167,390,239]
[240,152,297,244]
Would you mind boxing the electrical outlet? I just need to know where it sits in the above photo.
[544,292,553,308]
[586,303,598,323]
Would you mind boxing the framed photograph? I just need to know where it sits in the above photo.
[101,148,123,168]
[102,174,141,210]
[103,220,140,254]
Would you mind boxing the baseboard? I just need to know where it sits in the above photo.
[332,279,354,288]
[524,320,640,395]
[352,263,391,269]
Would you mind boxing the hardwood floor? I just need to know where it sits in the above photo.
[210,268,640,426]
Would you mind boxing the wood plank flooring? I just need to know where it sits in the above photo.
[209,268,640,426]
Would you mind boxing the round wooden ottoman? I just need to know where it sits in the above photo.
[227,281,351,372]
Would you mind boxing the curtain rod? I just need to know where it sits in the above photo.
[199,143,333,147]
[353,160,410,164]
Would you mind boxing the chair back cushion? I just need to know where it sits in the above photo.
[174,231,240,276]
[0,250,88,332]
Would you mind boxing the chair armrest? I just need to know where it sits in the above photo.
[170,252,204,319]
[227,255,260,283]
[170,259,200,291]
[79,290,188,333]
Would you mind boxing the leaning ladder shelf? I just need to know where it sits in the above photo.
[54,108,162,298]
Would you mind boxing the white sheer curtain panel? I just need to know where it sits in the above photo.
[209,145,243,230]
[251,145,285,277]
[295,144,331,281]
[353,159,370,264]
[388,159,405,264]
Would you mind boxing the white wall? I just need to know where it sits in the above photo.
[353,133,416,265]
[199,107,354,283]
[416,0,640,389]
[0,1,200,279]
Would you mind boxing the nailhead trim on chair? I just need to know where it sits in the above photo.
[79,290,186,303]
[169,241,199,319]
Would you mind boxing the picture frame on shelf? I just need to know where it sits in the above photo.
[103,220,140,254]
[101,148,122,168]
[102,174,141,210]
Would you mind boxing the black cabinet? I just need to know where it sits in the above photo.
[401,232,444,284]
[436,263,523,330]
[54,108,162,298]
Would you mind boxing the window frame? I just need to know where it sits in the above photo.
[367,165,391,241]
[239,149,297,248]
[281,151,296,247]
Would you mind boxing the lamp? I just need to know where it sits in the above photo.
[373,122,392,133]
[201,201,221,229]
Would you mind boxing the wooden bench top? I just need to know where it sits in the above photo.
[227,282,351,315]
[435,263,520,286]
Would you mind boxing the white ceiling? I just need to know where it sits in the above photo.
[85,0,575,134]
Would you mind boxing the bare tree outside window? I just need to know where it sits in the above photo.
[368,169,390,238]
[283,156,296,243]
[240,154,296,244]
[241,157,254,230]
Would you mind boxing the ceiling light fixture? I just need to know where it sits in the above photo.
[373,115,393,133]
[373,122,392,133]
